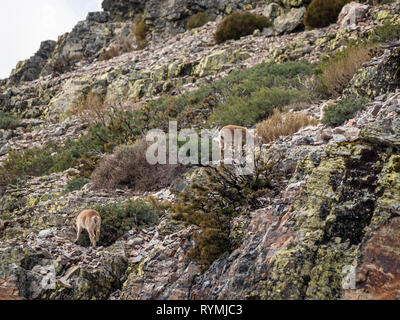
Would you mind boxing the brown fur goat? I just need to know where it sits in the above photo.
[75,210,102,248]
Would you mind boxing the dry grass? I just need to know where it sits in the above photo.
[99,45,121,61]
[318,43,376,97]
[99,35,135,62]
[256,109,318,144]
[69,91,109,126]
[134,14,149,50]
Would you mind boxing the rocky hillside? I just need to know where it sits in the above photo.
[1,0,400,300]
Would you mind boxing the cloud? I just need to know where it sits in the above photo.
[0,0,102,79]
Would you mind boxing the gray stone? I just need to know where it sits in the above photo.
[264,3,282,20]
[7,40,56,84]
[0,143,11,156]
[274,7,306,35]
[262,27,274,37]
[39,229,53,239]
[337,2,369,29]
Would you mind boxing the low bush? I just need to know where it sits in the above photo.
[91,139,189,192]
[123,61,315,131]
[0,144,56,186]
[99,36,134,62]
[76,199,160,247]
[69,90,109,126]
[304,0,352,29]
[0,122,127,185]
[369,20,400,44]
[207,61,314,127]
[134,14,149,49]
[172,162,279,271]
[0,111,20,130]
[187,12,214,30]
[322,96,366,126]
[99,45,120,61]
[64,177,90,194]
[214,11,271,44]
[256,109,318,144]
[209,87,310,127]
[315,42,376,97]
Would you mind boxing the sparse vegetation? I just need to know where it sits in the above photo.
[99,36,135,61]
[0,111,20,130]
[256,109,318,144]
[91,139,189,192]
[315,42,376,97]
[172,162,279,271]
[134,14,149,49]
[0,123,127,185]
[99,45,121,61]
[69,90,109,126]
[77,199,160,247]
[369,20,400,44]
[322,96,366,126]
[304,0,352,29]
[187,12,214,30]
[214,11,271,44]
[207,61,314,127]
[64,177,90,194]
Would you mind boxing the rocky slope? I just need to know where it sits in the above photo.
[1,0,400,300]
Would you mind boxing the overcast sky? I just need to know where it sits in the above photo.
[0,0,103,79]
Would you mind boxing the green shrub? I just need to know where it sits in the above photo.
[214,11,271,44]
[207,61,314,126]
[322,96,366,126]
[209,87,309,127]
[187,12,213,30]
[0,111,20,130]
[94,199,160,246]
[0,122,128,186]
[172,163,277,271]
[304,0,352,29]
[369,20,400,44]
[64,177,90,194]
[130,61,314,130]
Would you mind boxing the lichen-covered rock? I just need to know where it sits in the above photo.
[8,41,56,85]
[40,16,127,76]
[263,3,284,20]
[274,7,306,35]
[120,226,200,300]
[345,48,400,99]
[361,117,400,150]
[0,278,22,300]
[102,0,258,35]
[194,49,250,77]
[281,0,311,8]
[337,2,369,29]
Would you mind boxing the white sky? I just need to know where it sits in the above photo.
[0,0,103,79]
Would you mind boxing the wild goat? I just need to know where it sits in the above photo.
[219,125,256,162]
[75,210,102,248]
[320,101,337,120]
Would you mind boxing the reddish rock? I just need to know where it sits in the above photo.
[343,217,400,300]
[0,279,23,300]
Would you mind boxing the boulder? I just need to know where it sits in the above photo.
[337,2,369,29]
[274,7,306,35]
[8,41,56,85]
[264,3,283,20]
